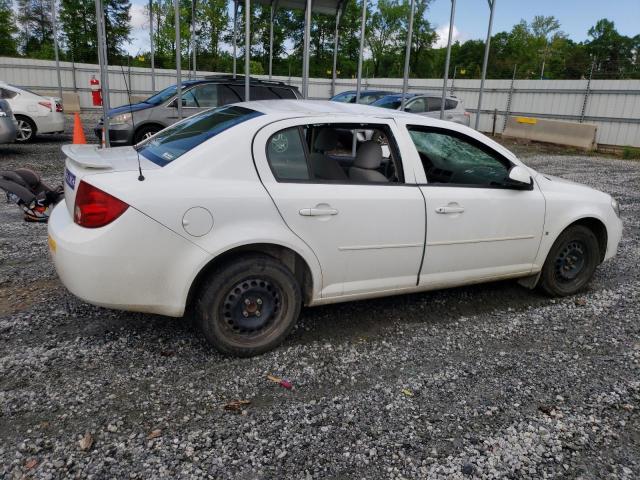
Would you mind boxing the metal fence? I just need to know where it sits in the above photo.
[1,56,639,147]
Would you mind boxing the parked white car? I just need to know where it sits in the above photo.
[0,81,64,142]
[48,101,622,356]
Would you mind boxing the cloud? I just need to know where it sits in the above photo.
[126,2,150,55]
[434,24,463,48]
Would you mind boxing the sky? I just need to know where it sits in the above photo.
[127,0,640,54]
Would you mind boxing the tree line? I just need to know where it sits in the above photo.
[0,0,638,80]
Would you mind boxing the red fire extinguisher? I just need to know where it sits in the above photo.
[90,75,102,107]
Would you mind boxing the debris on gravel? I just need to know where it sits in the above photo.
[1,116,639,479]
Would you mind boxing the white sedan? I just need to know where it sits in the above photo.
[0,81,64,142]
[48,100,622,356]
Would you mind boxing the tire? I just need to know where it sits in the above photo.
[133,125,162,144]
[194,254,302,357]
[539,225,600,296]
[14,115,37,143]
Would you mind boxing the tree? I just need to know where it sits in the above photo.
[16,0,54,58]
[59,0,131,63]
[586,19,636,77]
[0,0,19,56]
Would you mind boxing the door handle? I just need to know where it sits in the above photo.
[299,207,339,216]
[436,206,465,214]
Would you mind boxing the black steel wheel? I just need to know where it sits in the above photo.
[195,254,301,357]
[539,225,600,296]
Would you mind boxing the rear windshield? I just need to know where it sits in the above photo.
[138,105,263,166]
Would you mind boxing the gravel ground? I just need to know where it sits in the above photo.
[1,114,639,479]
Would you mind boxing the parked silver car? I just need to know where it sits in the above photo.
[95,76,301,146]
[372,93,470,126]
[0,99,17,144]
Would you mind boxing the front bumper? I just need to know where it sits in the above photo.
[48,203,210,317]
[94,121,135,146]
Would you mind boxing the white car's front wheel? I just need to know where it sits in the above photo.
[195,254,302,357]
[15,115,36,143]
[539,225,600,296]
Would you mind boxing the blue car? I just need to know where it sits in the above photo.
[330,90,395,105]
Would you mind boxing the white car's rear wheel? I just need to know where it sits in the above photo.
[15,115,36,143]
[195,254,302,357]
[539,225,600,296]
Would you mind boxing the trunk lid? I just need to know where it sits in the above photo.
[62,144,159,217]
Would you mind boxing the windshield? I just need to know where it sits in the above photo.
[138,105,263,166]
[144,84,183,105]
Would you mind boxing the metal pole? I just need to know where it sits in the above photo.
[475,0,496,130]
[302,0,312,98]
[268,0,277,79]
[450,65,457,95]
[245,0,250,100]
[51,0,63,101]
[175,0,182,120]
[355,0,367,103]
[96,0,110,147]
[400,0,415,110]
[440,0,456,119]
[580,60,595,123]
[502,63,516,132]
[331,2,342,97]
[191,0,197,79]
[150,0,155,92]
[233,0,238,78]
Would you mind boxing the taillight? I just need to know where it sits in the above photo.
[74,181,129,228]
[464,111,471,117]
[38,101,52,111]
[55,102,63,112]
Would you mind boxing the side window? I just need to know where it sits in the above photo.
[180,88,199,108]
[406,98,426,112]
[407,127,510,187]
[426,97,442,112]
[266,127,310,180]
[1,88,17,99]
[219,85,241,105]
[251,86,279,100]
[266,123,403,184]
[272,87,297,99]
[445,99,458,110]
[191,84,219,108]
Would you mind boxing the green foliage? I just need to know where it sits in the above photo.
[0,0,19,56]
[622,146,640,160]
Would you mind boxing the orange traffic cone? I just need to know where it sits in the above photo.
[72,112,87,144]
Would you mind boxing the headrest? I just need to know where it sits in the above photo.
[353,141,383,170]
[314,128,338,151]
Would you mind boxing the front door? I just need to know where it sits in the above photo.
[253,118,426,299]
[405,126,546,286]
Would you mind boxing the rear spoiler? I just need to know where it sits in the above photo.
[61,144,113,169]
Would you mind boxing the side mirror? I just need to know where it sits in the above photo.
[507,166,532,188]
[170,98,187,107]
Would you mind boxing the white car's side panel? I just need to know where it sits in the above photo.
[48,202,210,317]
[419,186,546,284]
[84,124,325,305]
[4,86,64,133]
[252,117,426,298]
[532,174,623,268]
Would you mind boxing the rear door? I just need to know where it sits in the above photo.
[253,117,426,299]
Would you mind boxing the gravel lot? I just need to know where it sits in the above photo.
[1,114,639,479]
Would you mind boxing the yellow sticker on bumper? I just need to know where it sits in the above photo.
[48,235,57,253]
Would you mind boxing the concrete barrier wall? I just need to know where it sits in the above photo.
[1,56,639,147]
[503,117,598,150]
